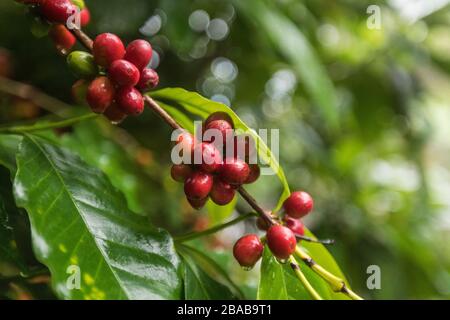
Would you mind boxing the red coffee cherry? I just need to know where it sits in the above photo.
[233,234,263,268]
[176,132,195,161]
[86,76,115,113]
[204,119,233,146]
[49,24,76,53]
[245,164,260,184]
[266,225,297,260]
[93,33,125,68]
[283,191,314,219]
[220,157,250,186]
[136,68,159,91]
[205,112,234,128]
[103,103,127,124]
[108,59,140,87]
[80,8,90,27]
[184,171,213,200]
[210,179,235,206]
[171,164,193,183]
[116,87,144,115]
[194,142,223,173]
[230,135,256,162]
[284,216,305,237]
[124,39,153,70]
[40,0,76,23]
[187,196,208,210]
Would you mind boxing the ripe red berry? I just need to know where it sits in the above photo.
[136,68,159,91]
[86,76,115,113]
[204,119,233,146]
[93,33,125,67]
[171,164,193,183]
[230,135,256,162]
[283,191,314,219]
[176,132,195,161]
[184,171,213,200]
[284,217,305,236]
[187,196,208,210]
[116,87,144,115]
[80,8,90,27]
[205,112,234,128]
[40,0,76,23]
[108,59,140,87]
[220,157,250,186]
[194,143,222,173]
[103,103,127,124]
[233,234,263,268]
[210,179,235,206]
[266,225,297,260]
[49,24,76,53]
[124,40,153,70]
[245,164,260,184]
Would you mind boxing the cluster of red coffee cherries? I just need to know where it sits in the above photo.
[234,191,314,268]
[171,112,261,210]
[17,0,159,124]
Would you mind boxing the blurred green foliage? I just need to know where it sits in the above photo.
[1,0,450,299]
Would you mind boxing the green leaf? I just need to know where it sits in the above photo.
[258,246,336,300]
[13,135,182,299]
[150,88,290,210]
[206,197,237,226]
[234,0,339,131]
[178,245,238,300]
[0,134,22,174]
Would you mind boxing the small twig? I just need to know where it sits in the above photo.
[175,212,256,243]
[0,76,73,117]
[296,235,335,245]
[0,113,97,134]
[289,256,323,300]
[70,27,93,51]
[237,187,275,227]
[144,95,182,130]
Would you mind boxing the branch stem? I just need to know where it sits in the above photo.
[0,113,97,134]
[289,256,323,300]
[175,212,256,243]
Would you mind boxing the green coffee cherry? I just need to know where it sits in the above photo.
[67,51,99,79]
[71,0,85,10]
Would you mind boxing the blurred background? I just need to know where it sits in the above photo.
[1,0,449,299]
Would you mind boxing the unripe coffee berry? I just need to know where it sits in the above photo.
[40,0,76,23]
[184,171,213,200]
[187,196,208,210]
[245,164,260,184]
[116,87,144,115]
[49,24,76,54]
[67,51,98,79]
[71,0,85,9]
[108,59,140,87]
[171,164,193,183]
[233,234,263,268]
[210,179,235,206]
[103,103,127,124]
[71,79,88,104]
[93,33,125,67]
[136,68,159,91]
[220,157,250,186]
[194,142,222,173]
[124,40,153,70]
[284,217,305,236]
[283,191,314,219]
[266,225,297,260]
[86,76,115,113]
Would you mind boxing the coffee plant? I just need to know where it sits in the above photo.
[0,0,366,300]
